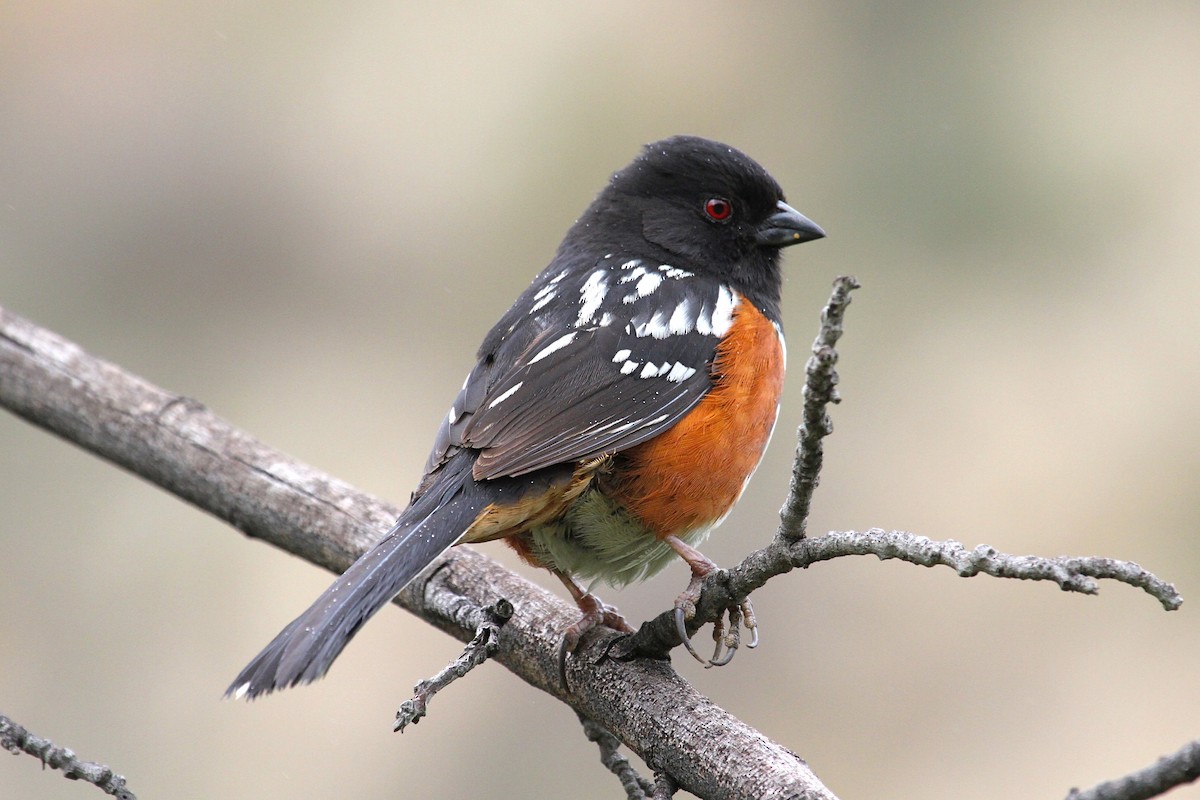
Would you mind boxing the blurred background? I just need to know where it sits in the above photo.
[2,3,1197,798]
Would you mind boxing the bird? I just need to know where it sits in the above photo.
[228,135,824,699]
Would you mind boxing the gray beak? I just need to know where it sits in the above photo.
[756,200,826,248]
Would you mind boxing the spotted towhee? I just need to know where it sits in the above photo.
[228,135,824,699]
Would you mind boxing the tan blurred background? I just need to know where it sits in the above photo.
[2,3,1198,798]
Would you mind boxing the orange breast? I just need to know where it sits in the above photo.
[606,294,785,537]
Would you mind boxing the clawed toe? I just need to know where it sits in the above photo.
[742,600,759,649]
[674,605,707,664]
[673,586,758,668]
[662,534,760,668]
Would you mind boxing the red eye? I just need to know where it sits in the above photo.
[703,197,733,222]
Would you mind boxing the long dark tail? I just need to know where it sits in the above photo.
[226,457,485,699]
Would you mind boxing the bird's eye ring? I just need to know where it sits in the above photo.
[703,197,733,222]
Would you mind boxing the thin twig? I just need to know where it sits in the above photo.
[0,713,136,799]
[653,771,679,798]
[1066,737,1200,800]
[614,273,1180,660]
[617,276,861,657]
[785,530,1183,611]
[779,275,860,540]
[577,712,655,799]
[619,526,1181,663]
[394,599,513,732]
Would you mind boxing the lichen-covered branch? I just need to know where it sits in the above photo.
[577,713,657,799]
[620,525,1182,661]
[394,599,512,732]
[618,275,1179,661]
[778,274,860,540]
[0,713,136,799]
[787,530,1182,610]
[1066,737,1200,800]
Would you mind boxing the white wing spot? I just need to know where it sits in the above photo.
[620,259,641,270]
[488,381,524,409]
[639,362,664,378]
[528,332,577,365]
[530,269,568,311]
[710,285,739,337]
[576,270,608,327]
[528,291,555,314]
[634,310,672,339]
[658,264,694,279]
[448,405,458,424]
[599,312,613,327]
[635,271,663,297]
[666,362,696,383]
[668,299,694,334]
[612,348,632,363]
[618,265,647,284]
[620,360,639,375]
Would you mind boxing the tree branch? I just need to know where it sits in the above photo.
[0,303,838,798]
[394,598,512,732]
[578,712,658,799]
[779,274,859,540]
[1066,737,1200,800]
[614,278,1179,662]
[618,526,1181,664]
[0,713,136,799]
[0,278,1183,798]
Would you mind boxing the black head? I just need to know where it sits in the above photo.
[565,135,824,315]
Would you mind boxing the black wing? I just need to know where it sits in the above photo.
[423,255,744,481]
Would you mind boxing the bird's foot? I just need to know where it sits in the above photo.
[665,534,758,667]
[556,583,635,689]
[563,591,636,651]
[673,578,758,667]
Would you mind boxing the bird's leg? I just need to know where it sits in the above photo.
[557,571,634,643]
[664,535,757,667]
[554,571,634,686]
